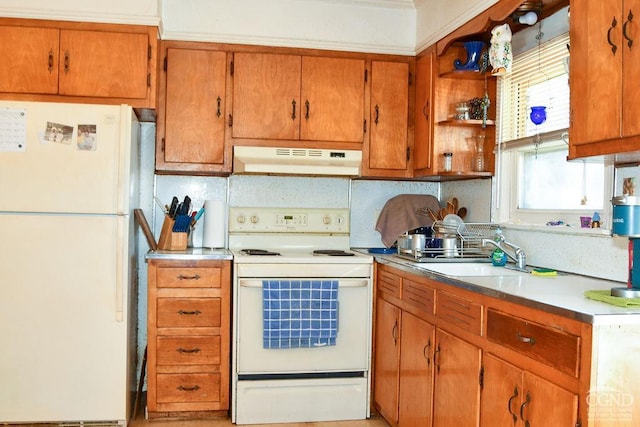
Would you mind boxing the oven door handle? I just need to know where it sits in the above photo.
[239,279,369,288]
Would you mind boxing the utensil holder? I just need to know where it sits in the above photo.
[157,214,188,251]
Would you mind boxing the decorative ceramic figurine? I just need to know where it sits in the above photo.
[489,23,513,76]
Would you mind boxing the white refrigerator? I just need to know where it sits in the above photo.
[0,101,140,425]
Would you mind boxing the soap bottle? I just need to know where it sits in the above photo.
[491,227,507,266]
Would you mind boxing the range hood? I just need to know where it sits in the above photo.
[233,146,362,176]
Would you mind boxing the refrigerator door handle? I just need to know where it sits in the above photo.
[115,215,125,322]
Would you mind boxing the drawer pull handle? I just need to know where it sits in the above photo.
[516,332,536,345]
[178,309,202,316]
[178,274,201,280]
[520,391,531,427]
[177,385,201,392]
[177,347,201,354]
[508,386,519,423]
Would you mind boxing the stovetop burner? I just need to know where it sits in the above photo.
[313,249,355,257]
[241,249,281,256]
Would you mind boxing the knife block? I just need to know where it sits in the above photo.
[157,214,188,251]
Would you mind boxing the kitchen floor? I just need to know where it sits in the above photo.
[130,415,390,427]
[130,397,390,427]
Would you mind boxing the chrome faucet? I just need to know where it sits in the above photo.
[481,235,528,272]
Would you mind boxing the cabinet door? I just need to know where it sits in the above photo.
[480,354,524,426]
[622,0,640,138]
[300,56,365,143]
[433,329,481,427]
[158,48,228,172]
[570,0,622,146]
[398,311,435,427]
[0,26,59,94]
[522,373,578,426]
[232,52,301,140]
[481,354,578,427]
[374,298,401,424]
[367,61,410,174]
[413,48,434,176]
[58,29,149,99]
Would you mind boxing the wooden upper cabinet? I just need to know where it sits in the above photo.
[232,52,365,145]
[365,60,410,177]
[300,56,365,142]
[0,19,156,108]
[0,26,59,94]
[413,48,435,176]
[156,45,231,175]
[58,30,149,99]
[232,52,301,140]
[569,0,640,159]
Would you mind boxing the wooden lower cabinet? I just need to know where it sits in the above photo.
[373,262,587,427]
[481,354,578,426]
[432,329,481,427]
[398,312,435,427]
[147,258,231,417]
[373,298,401,423]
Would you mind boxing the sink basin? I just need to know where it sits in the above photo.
[415,262,526,277]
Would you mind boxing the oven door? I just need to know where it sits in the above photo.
[236,277,371,374]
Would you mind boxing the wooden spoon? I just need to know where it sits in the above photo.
[451,197,459,212]
[457,207,467,220]
[427,208,439,222]
[440,207,447,220]
[447,201,456,215]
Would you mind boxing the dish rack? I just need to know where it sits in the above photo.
[397,222,500,263]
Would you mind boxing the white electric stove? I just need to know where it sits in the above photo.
[228,207,373,425]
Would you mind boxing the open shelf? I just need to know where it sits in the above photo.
[438,118,496,127]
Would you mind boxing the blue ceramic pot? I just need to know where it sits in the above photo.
[454,41,485,71]
[529,106,547,125]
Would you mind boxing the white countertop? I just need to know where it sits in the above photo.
[369,252,640,324]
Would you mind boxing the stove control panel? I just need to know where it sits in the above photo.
[229,207,350,233]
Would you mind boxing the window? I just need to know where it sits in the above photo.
[495,25,613,229]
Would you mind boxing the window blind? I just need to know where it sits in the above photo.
[497,32,570,147]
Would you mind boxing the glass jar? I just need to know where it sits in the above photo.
[455,102,470,120]
[443,152,453,172]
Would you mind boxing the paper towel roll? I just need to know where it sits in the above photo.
[202,200,227,248]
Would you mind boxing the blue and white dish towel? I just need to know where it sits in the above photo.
[262,279,338,349]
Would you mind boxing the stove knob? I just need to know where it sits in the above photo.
[250,215,259,224]
[322,215,331,225]
[236,214,246,224]
[336,215,345,225]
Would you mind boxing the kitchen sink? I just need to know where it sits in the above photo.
[413,262,526,277]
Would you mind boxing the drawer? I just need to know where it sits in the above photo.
[157,336,221,366]
[402,278,435,315]
[377,268,401,299]
[486,309,580,377]
[157,267,223,288]
[156,372,221,403]
[436,290,483,336]
[157,297,221,328]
